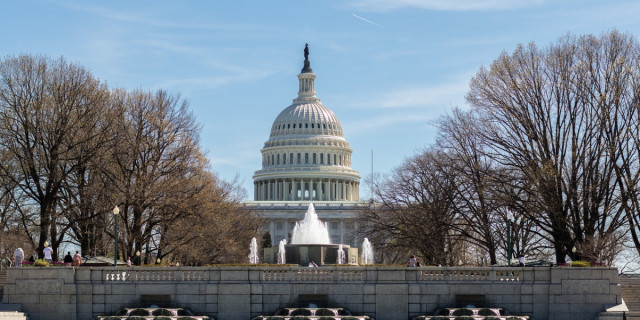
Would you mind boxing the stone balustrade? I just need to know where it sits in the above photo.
[2,266,621,320]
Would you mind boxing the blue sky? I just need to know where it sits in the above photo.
[3,0,640,199]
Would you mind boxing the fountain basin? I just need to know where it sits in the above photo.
[264,244,358,266]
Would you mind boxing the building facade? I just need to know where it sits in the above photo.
[246,45,364,247]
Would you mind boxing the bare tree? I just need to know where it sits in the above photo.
[466,31,636,263]
[160,174,262,265]
[359,148,458,265]
[0,55,109,260]
[106,89,208,261]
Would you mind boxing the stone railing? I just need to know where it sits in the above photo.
[104,268,209,282]
[262,267,365,282]
[419,268,521,282]
[102,266,523,283]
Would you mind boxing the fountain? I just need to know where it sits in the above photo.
[360,238,374,265]
[253,307,372,320]
[290,203,331,244]
[249,237,259,264]
[95,307,211,319]
[277,239,287,264]
[263,203,359,266]
[337,244,346,265]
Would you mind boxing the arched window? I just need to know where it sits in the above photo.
[290,153,294,164]
[293,124,296,128]
[305,153,309,164]
[311,123,314,128]
[305,123,308,128]
[297,153,301,164]
[313,153,316,164]
[334,154,337,165]
[328,154,331,165]
[271,154,274,165]
[277,154,280,165]
[288,124,291,129]
[320,153,324,164]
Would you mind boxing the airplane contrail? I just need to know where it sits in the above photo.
[352,14,387,29]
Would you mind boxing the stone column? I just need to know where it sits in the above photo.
[302,179,306,200]
[270,220,275,243]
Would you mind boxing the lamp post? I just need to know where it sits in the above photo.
[113,206,120,267]
[572,246,577,260]
[135,250,141,266]
[507,210,514,266]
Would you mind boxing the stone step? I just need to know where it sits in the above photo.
[0,304,21,312]
[0,311,27,320]
[599,311,640,320]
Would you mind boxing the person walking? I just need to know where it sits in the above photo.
[63,252,73,264]
[72,251,82,267]
[518,254,526,267]
[43,245,53,263]
[408,254,417,267]
[13,248,24,267]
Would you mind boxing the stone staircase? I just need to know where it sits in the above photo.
[618,276,640,320]
[0,269,27,320]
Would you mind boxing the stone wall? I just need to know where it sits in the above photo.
[2,266,620,320]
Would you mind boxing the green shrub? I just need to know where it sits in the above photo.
[570,260,591,267]
[154,317,172,320]
[34,259,49,267]
[316,309,337,316]
[337,309,351,315]
[127,317,145,320]
[291,316,310,320]
[434,309,451,316]
[290,309,312,316]
[269,316,285,320]
[505,317,524,320]
[153,309,173,316]
[479,308,498,316]
[454,317,475,320]
[452,308,473,316]
[128,309,149,316]
[431,317,452,320]
[317,317,336,320]
[177,317,198,320]
[485,317,500,320]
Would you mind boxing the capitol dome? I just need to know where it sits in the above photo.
[253,45,360,201]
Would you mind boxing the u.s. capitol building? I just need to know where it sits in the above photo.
[243,45,366,247]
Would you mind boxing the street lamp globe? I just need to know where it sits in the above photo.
[113,205,119,267]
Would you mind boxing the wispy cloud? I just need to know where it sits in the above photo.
[52,1,275,32]
[352,14,388,29]
[345,112,434,135]
[347,73,472,110]
[349,0,544,12]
